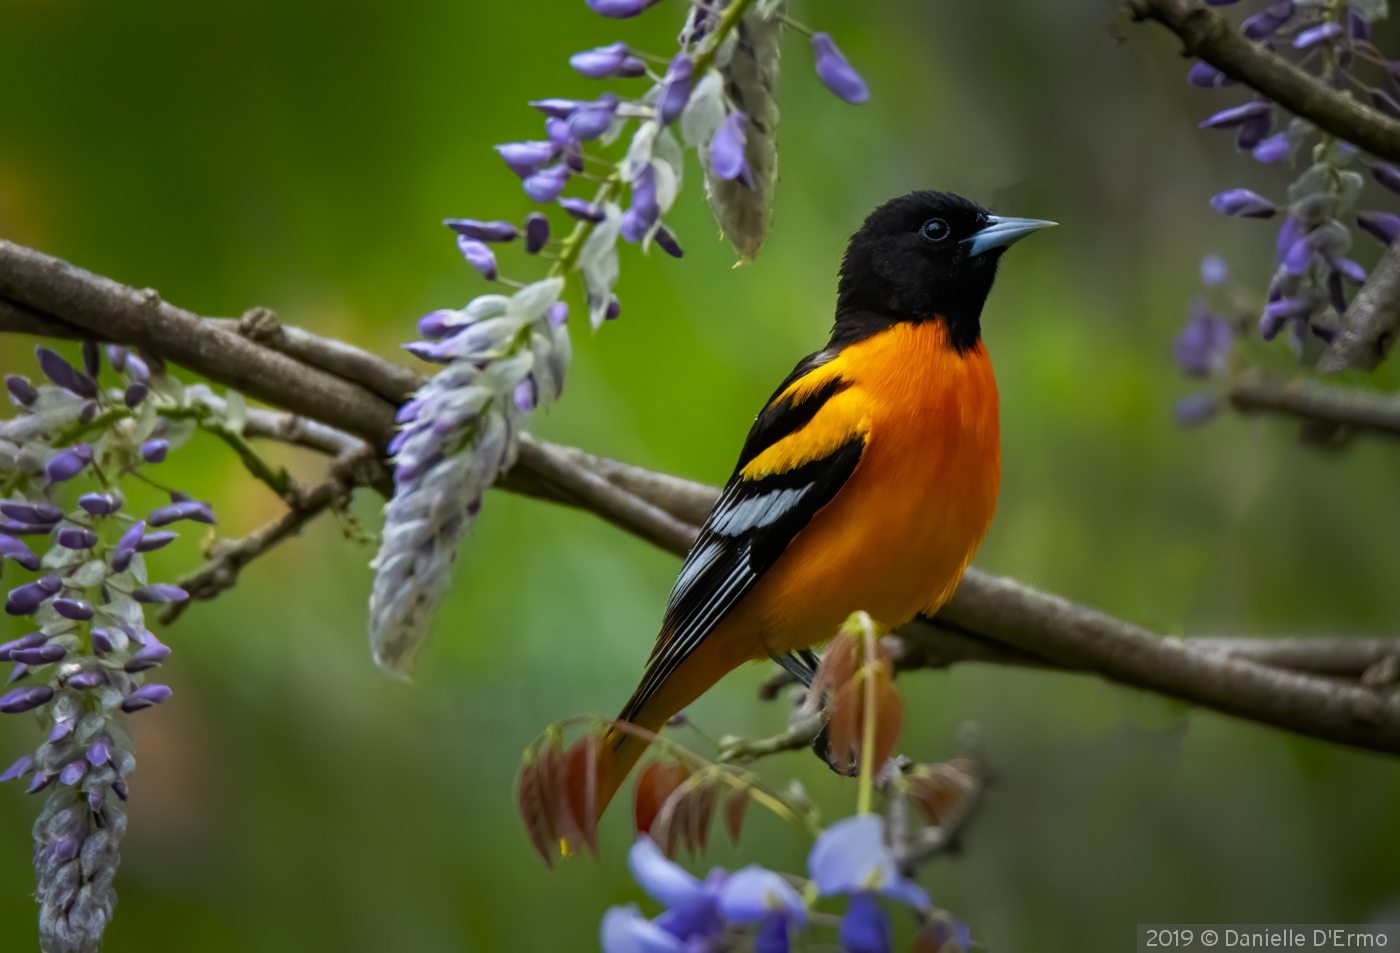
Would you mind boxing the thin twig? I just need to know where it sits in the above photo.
[159,448,375,624]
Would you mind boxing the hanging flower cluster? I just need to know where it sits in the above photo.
[0,343,248,953]
[368,0,873,677]
[1176,0,1398,419]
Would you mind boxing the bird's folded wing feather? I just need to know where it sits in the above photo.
[622,353,869,718]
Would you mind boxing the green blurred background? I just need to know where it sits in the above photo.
[1,0,1399,949]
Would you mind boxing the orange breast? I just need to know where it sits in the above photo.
[730,320,1000,656]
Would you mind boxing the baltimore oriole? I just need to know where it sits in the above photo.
[599,191,1054,811]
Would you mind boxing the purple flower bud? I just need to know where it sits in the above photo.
[658,54,695,125]
[444,219,520,243]
[78,493,120,516]
[0,535,40,571]
[124,382,149,407]
[1237,112,1271,150]
[1357,210,1400,245]
[121,683,172,712]
[90,629,114,655]
[1175,393,1221,427]
[59,761,87,786]
[495,141,559,177]
[1210,188,1276,218]
[126,353,151,381]
[1294,22,1343,48]
[0,685,53,713]
[49,835,80,863]
[141,438,170,463]
[26,772,52,794]
[148,501,215,527]
[812,33,870,104]
[132,584,188,604]
[5,374,36,406]
[1,502,62,524]
[416,312,457,341]
[570,41,630,78]
[106,345,128,372]
[1252,131,1290,163]
[523,164,571,203]
[541,302,567,328]
[53,598,94,621]
[0,633,46,661]
[513,377,538,413]
[87,743,109,766]
[711,111,753,187]
[1334,257,1367,283]
[567,94,619,141]
[1284,237,1314,275]
[56,527,98,550]
[403,342,447,366]
[545,116,574,148]
[1371,162,1400,196]
[1187,61,1229,88]
[88,792,104,813]
[12,643,65,666]
[606,298,621,321]
[80,340,101,378]
[1201,256,1229,286]
[0,755,33,782]
[650,224,683,259]
[113,780,128,801]
[50,719,72,741]
[456,236,499,281]
[1373,88,1400,120]
[585,0,658,17]
[559,197,606,223]
[1351,10,1371,41]
[5,578,56,616]
[36,347,97,398]
[46,444,93,483]
[1260,298,1312,340]
[621,165,660,245]
[76,401,97,425]
[1242,2,1294,40]
[525,212,550,254]
[1199,101,1271,129]
[112,519,145,572]
[529,98,584,119]
[125,639,172,672]
[68,672,103,690]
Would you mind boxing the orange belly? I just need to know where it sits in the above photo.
[725,320,1000,659]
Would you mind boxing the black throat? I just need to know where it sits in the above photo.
[829,254,1000,353]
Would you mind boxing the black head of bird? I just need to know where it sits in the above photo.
[834,190,1055,351]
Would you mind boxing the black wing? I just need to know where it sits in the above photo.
[621,354,865,720]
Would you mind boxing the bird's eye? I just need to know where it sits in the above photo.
[918,218,950,243]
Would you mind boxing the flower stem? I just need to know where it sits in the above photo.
[857,612,878,815]
[545,0,761,282]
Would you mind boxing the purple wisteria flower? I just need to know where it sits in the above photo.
[657,54,695,125]
[812,33,869,104]
[1241,2,1295,40]
[496,141,557,177]
[1175,303,1233,377]
[571,42,646,79]
[1358,210,1400,245]
[445,219,519,243]
[809,814,931,953]
[1175,393,1221,427]
[525,212,550,253]
[457,236,500,281]
[586,0,659,18]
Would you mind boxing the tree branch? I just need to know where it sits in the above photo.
[1126,0,1400,164]
[2,239,1398,756]
[1318,240,1400,373]
[1228,374,1400,441]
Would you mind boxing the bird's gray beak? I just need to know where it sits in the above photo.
[964,215,1057,256]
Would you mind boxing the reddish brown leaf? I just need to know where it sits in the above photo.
[516,756,555,869]
[564,733,612,855]
[634,761,690,835]
[540,734,583,854]
[650,782,691,859]
[723,787,750,846]
[687,781,718,856]
[870,668,904,769]
[823,646,903,776]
